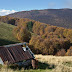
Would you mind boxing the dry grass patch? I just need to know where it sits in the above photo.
[35,54,72,72]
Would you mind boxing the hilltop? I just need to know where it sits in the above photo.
[8,9,72,29]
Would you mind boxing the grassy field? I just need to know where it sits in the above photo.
[35,55,72,72]
[0,54,72,72]
[0,22,19,46]
[0,22,72,72]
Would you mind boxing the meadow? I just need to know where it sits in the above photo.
[0,54,72,72]
[0,22,19,46]
[35,55,72,72]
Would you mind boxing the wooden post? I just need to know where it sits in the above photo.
[31,59,38,69]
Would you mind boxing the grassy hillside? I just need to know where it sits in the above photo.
[35,55,72,72]
[0,55,72,72]
[0,22,19,46]
[8,9,72,29]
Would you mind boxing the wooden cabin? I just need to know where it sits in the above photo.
[0,42,35,68]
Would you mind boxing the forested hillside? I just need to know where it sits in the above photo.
[0,16,72,56]
[8,9,72,29]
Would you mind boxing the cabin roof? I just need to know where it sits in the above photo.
[0,43,33,64]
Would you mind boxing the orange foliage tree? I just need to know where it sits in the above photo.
[65,46,72,56]
[56,49,66,56]
[13,22,31,42]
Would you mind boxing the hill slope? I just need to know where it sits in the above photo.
[0,22,19,46]
[8,9,72,29]
[0,54,72,72]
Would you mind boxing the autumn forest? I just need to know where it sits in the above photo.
[0,16,72,56]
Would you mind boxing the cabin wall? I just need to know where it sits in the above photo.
[16,59,32,68]
[0,57,3,65]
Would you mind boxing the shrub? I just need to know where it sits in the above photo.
[66,46,72,56]
[56,49,66,56]
[8,19,15,25]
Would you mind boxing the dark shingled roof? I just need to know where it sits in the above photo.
[0,44,33,64]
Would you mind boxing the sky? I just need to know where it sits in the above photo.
[0,0,72,16]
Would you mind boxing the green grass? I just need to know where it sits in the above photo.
[17,69,51,72]
[63,61,72,67]
[0,60,53,72]
[0,68,51,72]
[0,63,52,72]
[0,22,19,46]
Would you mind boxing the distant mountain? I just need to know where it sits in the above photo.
[8,9,72,29]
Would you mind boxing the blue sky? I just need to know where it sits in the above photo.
[0,0,72,16]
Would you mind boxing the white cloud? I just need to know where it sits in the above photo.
[0,9,17,16]
[48,2,56,8]
[64,0,72,8]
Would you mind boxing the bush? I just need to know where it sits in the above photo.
[66,46,72,56]
[56,49,66,56]
[8,19,15,25]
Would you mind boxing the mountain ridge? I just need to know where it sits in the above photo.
[8,8,72,29]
